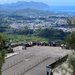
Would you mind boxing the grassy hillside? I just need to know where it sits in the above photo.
[6,34,48,43]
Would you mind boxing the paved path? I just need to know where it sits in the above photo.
[2,46,71,75]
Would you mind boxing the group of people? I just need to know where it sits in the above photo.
[22,41,62,50]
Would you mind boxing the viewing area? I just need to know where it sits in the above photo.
[2,46,71,75]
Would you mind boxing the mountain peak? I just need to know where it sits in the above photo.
[0,1,50,11]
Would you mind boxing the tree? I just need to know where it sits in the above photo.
[0,51,5,75]
[35,28,68,40]
[66,32,75,50]
[0,33,6,50]
[66,32,75,75]
[66,17,75,75]
[0,33,6,75]
[68,52,75,75]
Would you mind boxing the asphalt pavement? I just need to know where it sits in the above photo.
[2,46,71,75]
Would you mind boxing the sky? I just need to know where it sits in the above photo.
[0,0,75,6]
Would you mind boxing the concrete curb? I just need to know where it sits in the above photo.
[5,53,18,59]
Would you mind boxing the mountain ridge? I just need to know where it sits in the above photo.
[0,1,75,16]
[0,1,50,11]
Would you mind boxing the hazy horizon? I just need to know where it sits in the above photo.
[0,0,75,6]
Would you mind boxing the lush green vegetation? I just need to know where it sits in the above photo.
[34,29,69,40]
[9,28,69,42]
[0,33,6,75]
[0,28,69,43]
[66,18,75,75]
[66,32,75,49]
[0,33,6,50]
[65,32,75,75]
[68,52,75,75]
[6,34,48,43]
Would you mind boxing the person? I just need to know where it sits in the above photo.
[25,45,27,50]
[61,44,64,49]
[50,72,53,75]
[22,45,27,50]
